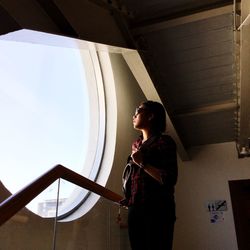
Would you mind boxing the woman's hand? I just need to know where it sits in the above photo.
[131,150,143,167]
[119,198,128,207]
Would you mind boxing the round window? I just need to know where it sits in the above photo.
[0,30,105,218]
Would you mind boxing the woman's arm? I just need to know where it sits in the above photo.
[131,150,163,184]
[141,164,163,184]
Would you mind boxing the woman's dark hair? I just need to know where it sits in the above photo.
[142,100,166,133]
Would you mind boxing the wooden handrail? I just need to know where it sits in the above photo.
[0,164,123,226]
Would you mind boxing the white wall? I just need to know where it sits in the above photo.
[174,142,250,250]
[108,52,147,192]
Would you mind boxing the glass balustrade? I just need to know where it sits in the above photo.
[0,179,129,250]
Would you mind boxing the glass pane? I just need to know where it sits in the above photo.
[0,191,129,250]
[54,196,129,250]
[0,206,55,249]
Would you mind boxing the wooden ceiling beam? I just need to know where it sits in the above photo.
[35,0,78,37]
[131,4,233,36]
[175,102,238,118]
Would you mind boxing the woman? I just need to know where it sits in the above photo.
[121,100,178,250]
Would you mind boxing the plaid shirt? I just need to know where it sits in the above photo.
[127,134,177,206]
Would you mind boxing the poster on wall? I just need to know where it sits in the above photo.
[206,200,227,223]
[206,200,227,212]
[210,211,225,223]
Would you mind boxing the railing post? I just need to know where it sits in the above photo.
[52,178,61,250]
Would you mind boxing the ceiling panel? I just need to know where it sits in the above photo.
[130,10,236,148]
[175,109,236,146]
[123,0,232,25]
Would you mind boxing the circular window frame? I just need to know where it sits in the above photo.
[56,42,107,219]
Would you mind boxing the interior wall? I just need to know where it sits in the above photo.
[106,53,146,193]
[174,142,250,250]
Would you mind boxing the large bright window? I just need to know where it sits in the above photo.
[0,30,106,218]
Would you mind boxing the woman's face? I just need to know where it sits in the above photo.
[132,105,151,130]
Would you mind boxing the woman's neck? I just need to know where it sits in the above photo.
[142,129,155,143]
